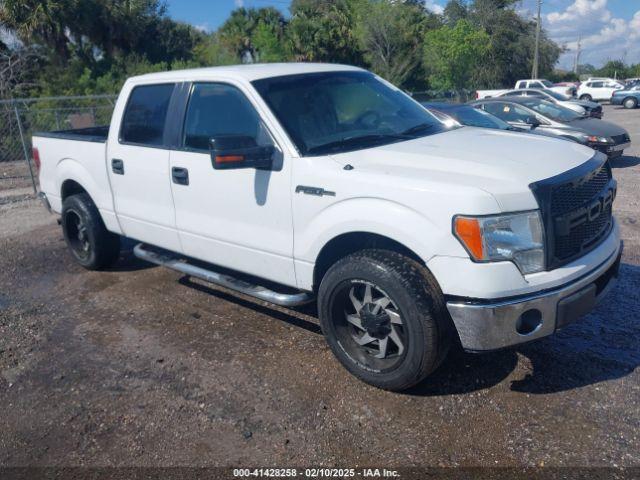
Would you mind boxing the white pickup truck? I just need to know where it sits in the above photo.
[34,63,622,391]
[476,79,576,99]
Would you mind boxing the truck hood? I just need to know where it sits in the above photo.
[329,126,597,211]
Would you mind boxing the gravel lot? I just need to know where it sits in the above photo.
[0,105,639,471]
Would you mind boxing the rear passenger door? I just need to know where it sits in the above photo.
[168,82,296,286]
[107,82,182,252]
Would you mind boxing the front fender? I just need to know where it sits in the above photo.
[293,197,464,290]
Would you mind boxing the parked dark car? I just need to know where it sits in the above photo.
[611,85,640,109]
[470,97,631,158]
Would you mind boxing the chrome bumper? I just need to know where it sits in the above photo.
[446,242,622,351]
[38,191,52,213]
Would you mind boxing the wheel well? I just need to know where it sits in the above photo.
[624,96,638,104]
[61,180,88,201]
[313,232,423,291]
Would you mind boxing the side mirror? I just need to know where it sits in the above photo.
[525,116,541,127]
[210,135,274,170]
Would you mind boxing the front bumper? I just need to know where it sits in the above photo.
[591,142,630,157]
[446,241,622,351]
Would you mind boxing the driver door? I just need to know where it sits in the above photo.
[168,82,296,286]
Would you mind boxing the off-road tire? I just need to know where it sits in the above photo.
[61,193,120,270]
[318,249,453,391]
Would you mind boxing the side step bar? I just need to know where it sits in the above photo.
[133,243,315,307]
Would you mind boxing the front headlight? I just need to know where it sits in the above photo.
[453,211,545,275]
[584,135,612,144]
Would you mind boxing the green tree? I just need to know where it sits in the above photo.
[218,7,286,62]
[443,0,468,25]
[192,32,237,67]
[595,60,631,79]
[288,0,362,64]
[423,19,490,91]
[252,20,287,62]
[354,0,431,86]
[466,0,561,87]
[0,0,72,62]
[578,63,597,75]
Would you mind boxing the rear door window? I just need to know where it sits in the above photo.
[483,102,531,122]
[120,84,175,146]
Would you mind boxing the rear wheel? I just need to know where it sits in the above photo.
[580,94,593,101]
[318,249,452,391]
[623,97,638,109]
[61,193,120,270]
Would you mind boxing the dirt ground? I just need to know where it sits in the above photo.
[0,105,639,470]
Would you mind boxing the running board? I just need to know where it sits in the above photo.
[133,243,315,307]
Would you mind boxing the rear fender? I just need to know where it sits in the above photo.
[55,158,122,234]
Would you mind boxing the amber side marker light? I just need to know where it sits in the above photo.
[215,155,244,164]
[454,217,484,260]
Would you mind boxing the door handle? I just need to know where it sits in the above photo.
[172,167,189,186]
[112,158,124,175]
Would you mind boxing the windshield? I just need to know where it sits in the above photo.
[446,106,512,130]
[252,71,446,155]
[542,89,570,101]
[520,99,582,122]
[540,80,553,88]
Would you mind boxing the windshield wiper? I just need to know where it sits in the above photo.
[306,133,408,155]
[401,122,438,136]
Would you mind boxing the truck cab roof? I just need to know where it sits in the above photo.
[128,63,365,83]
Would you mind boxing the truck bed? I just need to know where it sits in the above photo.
[32,127,114,222]
[33,126,109,143]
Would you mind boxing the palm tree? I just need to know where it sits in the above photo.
[0,0,71,62]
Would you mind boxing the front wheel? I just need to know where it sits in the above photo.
[579,94,593,101]
[61,193,121,270]
[623,97,638,109]
[318,250,452,391]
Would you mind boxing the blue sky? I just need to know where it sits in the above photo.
[166,0,640,69]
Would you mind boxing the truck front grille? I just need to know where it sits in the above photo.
[554,204,612,260]
[550,164,610,215]
[531,157,616,270]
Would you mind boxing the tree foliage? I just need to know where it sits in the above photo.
[423,19,490,91]
[288,0,362,64]
[7,0,636,99]
[355,0,436,86]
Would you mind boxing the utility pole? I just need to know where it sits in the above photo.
[532,0,542,79]
[573,36,582,75]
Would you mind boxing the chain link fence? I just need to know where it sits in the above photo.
[0,95,117,196]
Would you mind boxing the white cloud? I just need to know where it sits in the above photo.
[543,0,640,68]
[424,0,444,14]
[235,0,244,7]
[194,23,210,33]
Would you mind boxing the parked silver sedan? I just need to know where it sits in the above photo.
[471,97,630,158]
[498,88,603,118]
